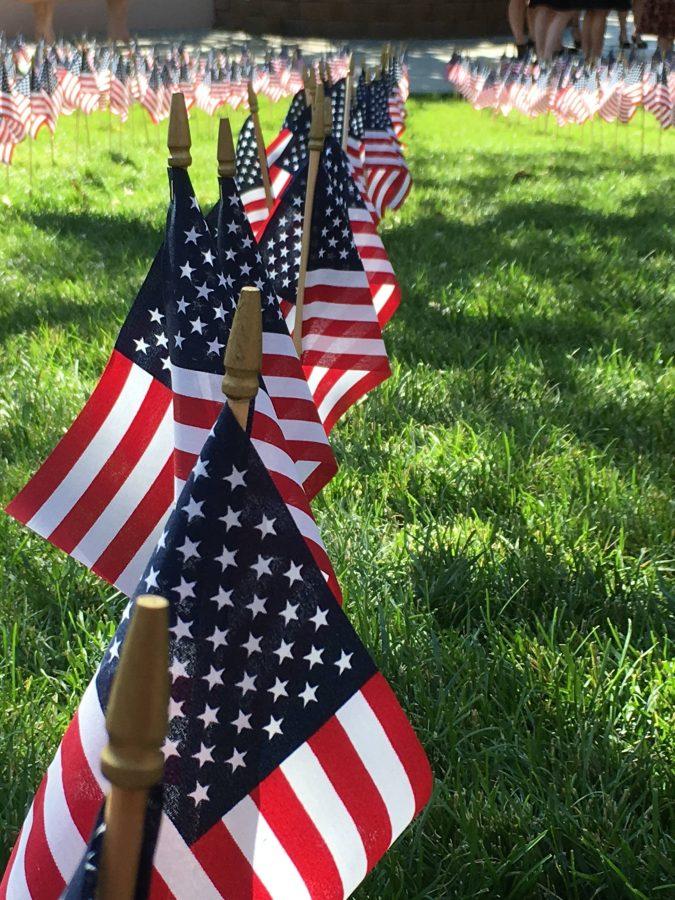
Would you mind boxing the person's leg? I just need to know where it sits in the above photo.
[543,10,577,60]
[618,10,629,45]
[534,6,554,57]
[657,35,674,54]
[526,6,537,40]
[571,14,582,48]
[632,0,646,45]
[591,9,608,59]
[508,0,529,44]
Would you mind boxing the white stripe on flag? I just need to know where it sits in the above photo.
[316,370,369,425]
[304,269,369,289]
[4,803,33,900]
[261,375,314,400]
[302,301,378,323]
[281,742,368,898]
[42,747,86,882]
[336,691,416,843]
[301,334,386,356]
[77,678,109,792]
[26,365,153,537]
[174,421,210,456]
[223,795,311,900]
[154,814,223,899]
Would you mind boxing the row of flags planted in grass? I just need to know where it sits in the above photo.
[447,50,674,129]
[2,52,432,900]
[0,34,407,164]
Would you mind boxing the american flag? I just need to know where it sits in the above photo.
[75,52,101,115]
[272,102,401,328]
[20,59,61,138]
[0,61,29,155]
[235,113,308,239]
[259,141,392,434]
[644,63,673,129]
[108,55,129,121]
[359,75,411,219]
[618,61,645,124]
[7,165,338,601]
[2,397,432,899]
[140,62,170,125]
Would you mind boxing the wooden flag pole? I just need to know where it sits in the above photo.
[293,82,325,358]
[222,286,262,429]
[247,82,274,210]
[167,92,192,170]
[342,55,354,152]
[217,117,236,179]
[305,66,317,107]
[97,595,170,900]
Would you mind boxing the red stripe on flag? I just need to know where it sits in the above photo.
[23,777,66,900]
[251,768,343,898]
[6,351,133,524]
[309,716,392,871]
[92,455,174,585]
[48,379,172,553]
[61,713,105,837]
[361,673,433,815]
[192,820,272,900]
[173,394,222,430]
[148,867,175,899]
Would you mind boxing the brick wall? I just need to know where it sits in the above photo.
[213,1,509,39]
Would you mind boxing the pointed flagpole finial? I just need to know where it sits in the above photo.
[217,117,236,178]
[100,595,170,789]
[167,92,192,168]
[247,80,259,113]
[222,287,262,427]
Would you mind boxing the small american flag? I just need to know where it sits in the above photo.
[235,114,308,238]
[359,75,411,218]
[2,400,432,898]
[259,140,392,434]
[644,63,673,129]
[7,166,337,601]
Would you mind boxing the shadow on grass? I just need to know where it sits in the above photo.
[0,209,163,340]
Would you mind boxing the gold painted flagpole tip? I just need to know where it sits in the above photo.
[222,287,262,402]
[217,118,236,178]
[167,92,192,168]
[100,595,170,791]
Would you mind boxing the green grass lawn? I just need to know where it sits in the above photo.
[1,97,674,898]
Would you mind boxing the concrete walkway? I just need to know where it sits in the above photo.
[136,11,654,95]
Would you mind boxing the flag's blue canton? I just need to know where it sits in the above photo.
[258,143,362,303]
[216,175,287,330]
[234,115,261,193]
[96,404,376,844]
[365,78,393,131]
[282,90,310,133]
[115,168,240,388]
[330,77,347,146]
